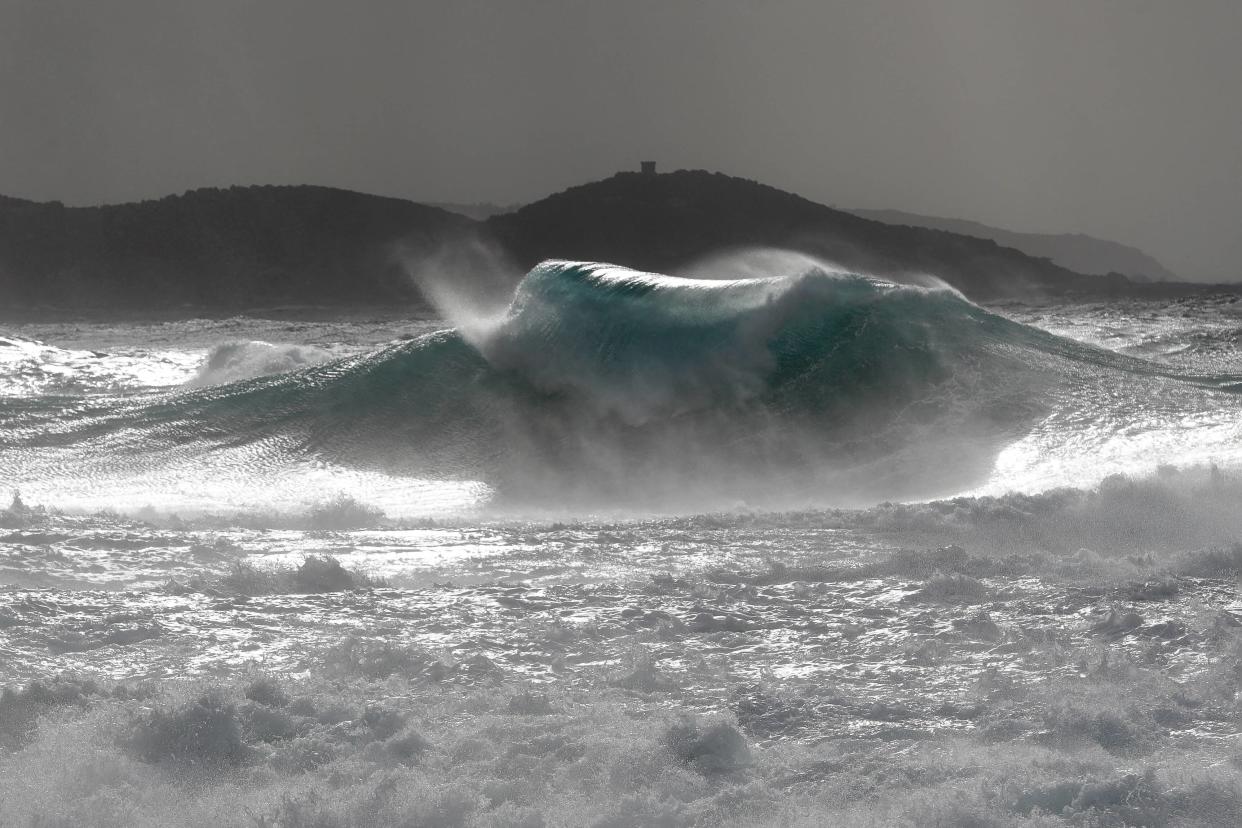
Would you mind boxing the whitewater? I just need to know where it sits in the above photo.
[3,260,1242,826]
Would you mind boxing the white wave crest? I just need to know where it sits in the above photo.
[186,340,337,387]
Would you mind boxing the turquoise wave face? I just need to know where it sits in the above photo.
[3,260,1239,511]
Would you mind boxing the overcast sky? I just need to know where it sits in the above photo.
[1,1,1239,280]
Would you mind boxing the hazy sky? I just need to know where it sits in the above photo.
[2,1,1239,280]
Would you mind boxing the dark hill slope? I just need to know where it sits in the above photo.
[0,186,474,310]
[850,207,1179,282]
[489,170,1127,298]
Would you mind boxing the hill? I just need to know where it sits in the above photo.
[488,171,1126,299]
[1,172,1151,315]
[849,208,1179,282]
[0,185,474,312]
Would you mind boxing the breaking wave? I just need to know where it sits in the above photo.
[3,260,1241,513]
[186,340,337,387]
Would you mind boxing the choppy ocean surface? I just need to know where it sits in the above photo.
[2,262,1242,826]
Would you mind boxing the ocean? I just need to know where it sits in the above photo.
[2,262,1242,826]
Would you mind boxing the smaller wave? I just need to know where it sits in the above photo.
[186,341,337,387]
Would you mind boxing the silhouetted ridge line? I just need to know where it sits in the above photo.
[487,170,1124,299]
[0,171,1198,315]
[0,185,475,311]
[849,207,1180,283]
